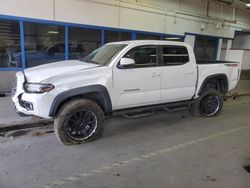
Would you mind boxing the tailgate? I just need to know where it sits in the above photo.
[224,62,241,90]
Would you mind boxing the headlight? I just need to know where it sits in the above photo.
[24,83,55,94]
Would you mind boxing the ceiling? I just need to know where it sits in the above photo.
[214,0,250,9]
[239,0,250,3]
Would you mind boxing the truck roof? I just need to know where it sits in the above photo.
[108,40,189,46]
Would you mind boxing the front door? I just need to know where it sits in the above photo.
[112,45,162,110]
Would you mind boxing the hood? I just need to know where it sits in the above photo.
[24,60,99,82]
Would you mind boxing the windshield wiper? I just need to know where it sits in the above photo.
[88,60,100,65]
[79,57,85,62]
[79,58,101,65]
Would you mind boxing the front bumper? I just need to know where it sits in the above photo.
[12,101,31,117]
[11,72,53,119]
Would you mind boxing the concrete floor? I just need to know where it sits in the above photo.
[0,95,250,188]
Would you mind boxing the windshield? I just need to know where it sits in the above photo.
[81,44,128,66]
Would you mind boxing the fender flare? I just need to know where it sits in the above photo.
[198,74,229,95]
[49,85,112,117]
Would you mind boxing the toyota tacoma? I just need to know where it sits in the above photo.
[12,40,241,145]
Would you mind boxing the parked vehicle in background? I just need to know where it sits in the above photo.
[0,46,21,68]
[12,40,241,145]
[1,41,93,68]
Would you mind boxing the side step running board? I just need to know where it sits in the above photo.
[163,106,190,112]
[113,100,193,119]
[122,109,155,119]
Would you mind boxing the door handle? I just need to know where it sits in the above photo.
[150,72,161,77]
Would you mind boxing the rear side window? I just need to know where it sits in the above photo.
[162,46,189,66]
[123,46,157,68]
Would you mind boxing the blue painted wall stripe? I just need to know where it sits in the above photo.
[101,30,105,46]
[65,26,69,60]
[184,32,233,40]
[0,68,24,71]
[131,32,136,40]
[19,20,26,69]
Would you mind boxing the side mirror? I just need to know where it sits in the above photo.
[118,58,135,69]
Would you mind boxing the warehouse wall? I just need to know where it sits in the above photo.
[0,0,250,38]
[242,51,250,70]
[231,33,250,72]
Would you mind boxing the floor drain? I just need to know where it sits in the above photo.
[243,165,250,173]
[0,121,53,133]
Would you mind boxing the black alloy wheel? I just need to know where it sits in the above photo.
[54,99,105,145]
[66,110,98,140]
[200,95,220,116]
[191,89,223,118]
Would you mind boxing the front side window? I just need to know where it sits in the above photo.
[123,46,157,68]
[82,44,127,66]
[162,46,189,66]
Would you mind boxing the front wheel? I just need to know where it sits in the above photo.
[54,99,105,145]
[191,89,223,117]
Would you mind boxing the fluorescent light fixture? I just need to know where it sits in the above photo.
[164,37,181,40]
[246,3,250,8]
[48,30,59,34]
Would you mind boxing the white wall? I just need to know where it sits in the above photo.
[227,49,250,70]
[0,0,250,38]
[0,0,54,20]
[242,51,250,70]
[220,50,226,60]
[227,49,244,68]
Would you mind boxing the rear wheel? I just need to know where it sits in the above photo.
[191,89,223,117]
[54,99,105,145]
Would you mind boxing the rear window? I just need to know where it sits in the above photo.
[162,46,189,66]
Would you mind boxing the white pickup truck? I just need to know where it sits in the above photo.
[12,40,240,145]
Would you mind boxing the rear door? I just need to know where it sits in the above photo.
[112,45,162,109]
[160,45,197,102]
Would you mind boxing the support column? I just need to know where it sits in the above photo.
[216,38,223,60]
[225,40,232,61]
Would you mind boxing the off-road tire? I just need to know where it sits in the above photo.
[54,99,105,145]
[191,89,223,117]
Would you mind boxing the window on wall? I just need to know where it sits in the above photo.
[136,34,161,40]
[68,27,101,60]
[194,37,218,60]
[0,20,21,68]
[105,31,131,43]
[24,23,65,67]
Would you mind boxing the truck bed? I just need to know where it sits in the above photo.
[196,59,241,97]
